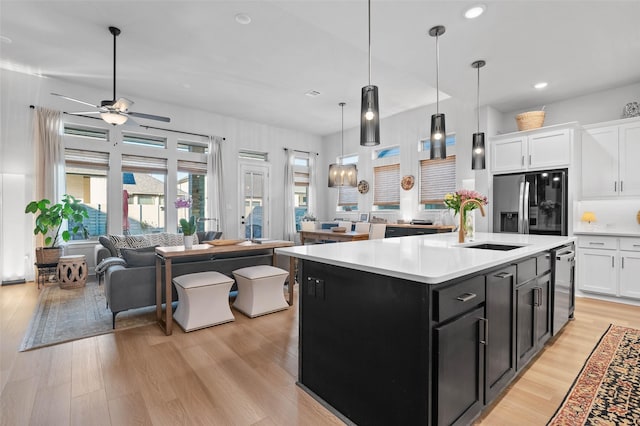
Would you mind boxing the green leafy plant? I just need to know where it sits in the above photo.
[25,194,90,247]
[179,215,197,236]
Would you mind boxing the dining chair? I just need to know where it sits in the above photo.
[369,223,387,239]
[354,222,371,234]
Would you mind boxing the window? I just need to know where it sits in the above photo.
[64,149,109,240]
[121,155,168,234]
[122,133,166,149]
[374,146,400,159]
[337,154,359,212]
[177,140,208,154]
[177,159,207,233]
[239,150,268,161]
[293,155,310,230]
[373,164,400,210]
[64,125,108,141]
[420,134,456,209]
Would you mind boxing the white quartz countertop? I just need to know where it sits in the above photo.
[276,232,575,284]
[573,228,640,237]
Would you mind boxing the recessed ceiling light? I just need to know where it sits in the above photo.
[464,4,486,19]
[183,83,191,89]
[534,82,548,90]
[0,35,12,44]
[235,13,252,25]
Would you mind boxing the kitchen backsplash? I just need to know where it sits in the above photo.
[574,199,640,231]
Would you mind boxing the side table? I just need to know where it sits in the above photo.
[34,262,58,289]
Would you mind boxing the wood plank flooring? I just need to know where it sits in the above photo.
[1,280,638,425]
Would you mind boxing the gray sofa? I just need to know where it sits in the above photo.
[96,232,274,328]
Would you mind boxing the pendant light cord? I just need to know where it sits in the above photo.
[368,0,371,86]
[435,33,440,114]
[340,102,345,164]
[477,64,480,133]
[112,30,117,101]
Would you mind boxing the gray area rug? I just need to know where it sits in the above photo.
[20,278,156,351]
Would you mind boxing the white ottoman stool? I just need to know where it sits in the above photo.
[232,265,289,318]
[172,271,235,332]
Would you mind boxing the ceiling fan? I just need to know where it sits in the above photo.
[52,26,170,126]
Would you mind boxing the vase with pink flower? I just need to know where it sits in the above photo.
[443,189,488,241]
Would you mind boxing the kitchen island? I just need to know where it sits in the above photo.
[276,232,575,426]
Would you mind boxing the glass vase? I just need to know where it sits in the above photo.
[463,211,475,241]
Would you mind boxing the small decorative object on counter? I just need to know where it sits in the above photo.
[622,101,639,118]
[180,215,197,249]
[444,189,488,242]
[637,210,640,225]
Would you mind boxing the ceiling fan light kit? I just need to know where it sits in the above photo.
[52,25,170,126]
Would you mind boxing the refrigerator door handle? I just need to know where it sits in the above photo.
[518,181,525,234]
[523,181,530,234]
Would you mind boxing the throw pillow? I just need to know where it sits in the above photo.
[95,257,127,274]
[107,234,152,256]
[99,236,118,257]
[120,246,158,267]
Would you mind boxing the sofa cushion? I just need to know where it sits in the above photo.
[99,236,118,257]
[120,246,158,267]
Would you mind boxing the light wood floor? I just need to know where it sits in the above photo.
[1,281,639,426]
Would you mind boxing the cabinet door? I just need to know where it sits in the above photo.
[619,122,640,197]
[434,306,485,426]
[534,273,552,347]
[581,126,619,198]
[578,248,617,295]
[492,136,526,174]
[485,266,516,403]
[516,280,536,370]
[620,251,640,299]
[528,129,571,170]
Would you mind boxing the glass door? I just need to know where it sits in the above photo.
[239,163,270,239]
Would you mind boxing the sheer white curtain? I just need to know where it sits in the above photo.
[34,107,65,203]
[284,149,296,242]
[206,136,225,235]
[308,153,318,219]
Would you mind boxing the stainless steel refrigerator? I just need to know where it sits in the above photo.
[492,169,568,236]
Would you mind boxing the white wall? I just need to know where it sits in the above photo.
[498,82,640,134]
[0,69,323,281]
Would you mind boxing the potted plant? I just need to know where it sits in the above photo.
[25,194,90,264]
[179,215,197,249]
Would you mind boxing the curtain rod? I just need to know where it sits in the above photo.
[29,105,225,140]
[284,147,319,156]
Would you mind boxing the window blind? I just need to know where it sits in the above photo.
[64,149,109,170]
[121,154,167,174]
[338,186,358,206]
[294,171,309,187]
[177,159,207,174]
[374,163,400,206]
[420,156,456,204]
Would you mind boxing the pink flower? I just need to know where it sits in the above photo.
[174,197,192,209]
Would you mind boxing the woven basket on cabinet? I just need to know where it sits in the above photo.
[515,111,545,131]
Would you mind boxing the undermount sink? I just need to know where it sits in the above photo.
[460,243,525,251]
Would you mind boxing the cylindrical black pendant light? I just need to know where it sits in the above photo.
[329,102,358,187]
[429,25,446,159]
[360,0,380,146]
[471,60,486,170]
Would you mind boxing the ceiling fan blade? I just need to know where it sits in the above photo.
[51,93,98,108]
[127,111,171,123]
[67,111,101,115]
[112,97,134,112]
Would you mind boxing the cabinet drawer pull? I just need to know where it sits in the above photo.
[633,244,640,248]
[622,257,625,269]
[589,242,605,245]
[494,272,513,279]
[528,154,532,165]
[612,256,615,268]
[456,293,477,302]
[614,181,617,192]
[521,156,524,166]
[621,180,624,192]
[479,318,489,346]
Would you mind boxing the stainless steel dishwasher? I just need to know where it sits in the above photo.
[552,243,576,335]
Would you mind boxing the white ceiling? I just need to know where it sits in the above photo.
[1,1,639,136]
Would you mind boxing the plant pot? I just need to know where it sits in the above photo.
[35,247,62,264]
[184,235,193,250]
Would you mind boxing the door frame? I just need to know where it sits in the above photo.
[238,161,271,239]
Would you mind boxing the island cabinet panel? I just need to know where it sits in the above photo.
[485,265,517,403]
[433,306,486,426]
[299,260,430,426]
[516,271,552,370]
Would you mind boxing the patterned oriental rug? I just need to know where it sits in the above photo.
[548,324,640,425]
[20,278,156,351]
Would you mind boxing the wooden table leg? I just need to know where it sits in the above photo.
[155,256,162,322]
[165,259,173,335]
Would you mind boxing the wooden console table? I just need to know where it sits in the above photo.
[155,240,294,335]
[299,230,369,245]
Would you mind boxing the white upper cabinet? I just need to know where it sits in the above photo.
[491,125,574,174]
[581,118,640,198]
